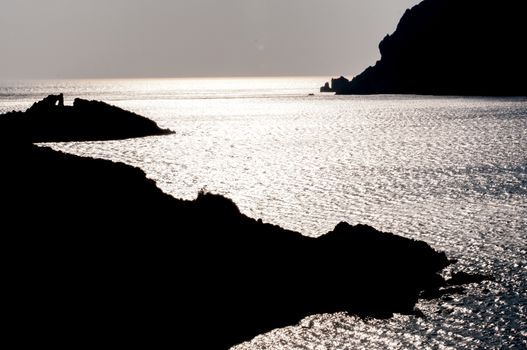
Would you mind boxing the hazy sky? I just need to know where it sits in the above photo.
[0,0,420,79]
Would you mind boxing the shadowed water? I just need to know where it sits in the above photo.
[1,78,525,348]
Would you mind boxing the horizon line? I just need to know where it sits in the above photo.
[0,74,353,82]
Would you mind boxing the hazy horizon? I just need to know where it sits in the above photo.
[0,0,420,80]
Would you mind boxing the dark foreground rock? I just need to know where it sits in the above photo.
[322,0,527,96]
[1,144,486,349]
[0,94,173,142]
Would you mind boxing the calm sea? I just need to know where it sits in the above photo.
[1,77,526,349]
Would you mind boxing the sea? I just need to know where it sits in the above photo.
[1,77,525,349]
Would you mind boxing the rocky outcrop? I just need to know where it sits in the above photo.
[1,95,490,349]
[1,143,486,349]
[324,0,527,96]
[320,82,332,93]
[320,76,351,93]
[0,94,173,142]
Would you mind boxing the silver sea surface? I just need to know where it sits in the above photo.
[1,77,526,349]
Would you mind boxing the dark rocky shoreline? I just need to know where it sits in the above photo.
[2,96,488,349]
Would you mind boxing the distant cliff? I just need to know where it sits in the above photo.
[322,0,527,96]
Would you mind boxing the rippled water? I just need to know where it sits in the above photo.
[1,78,526,349]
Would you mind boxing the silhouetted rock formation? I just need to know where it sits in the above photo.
[1,95,488,349]
[320,82,332,92]
[320,76,351,93]
[2,143,486,349]
[324,0,527,96]
[0,94,173,142]
[30,93,64,108]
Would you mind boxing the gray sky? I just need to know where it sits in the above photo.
[0,0,420,79]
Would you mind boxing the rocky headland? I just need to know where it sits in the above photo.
[2,96,488,349]
[321,0,527,96]
[0,93,173,142]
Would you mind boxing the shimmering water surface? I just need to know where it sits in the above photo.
[1,78,526,349]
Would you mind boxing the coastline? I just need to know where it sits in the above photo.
[1,96,492,348]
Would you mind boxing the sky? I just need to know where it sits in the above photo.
[0,0,421,79]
